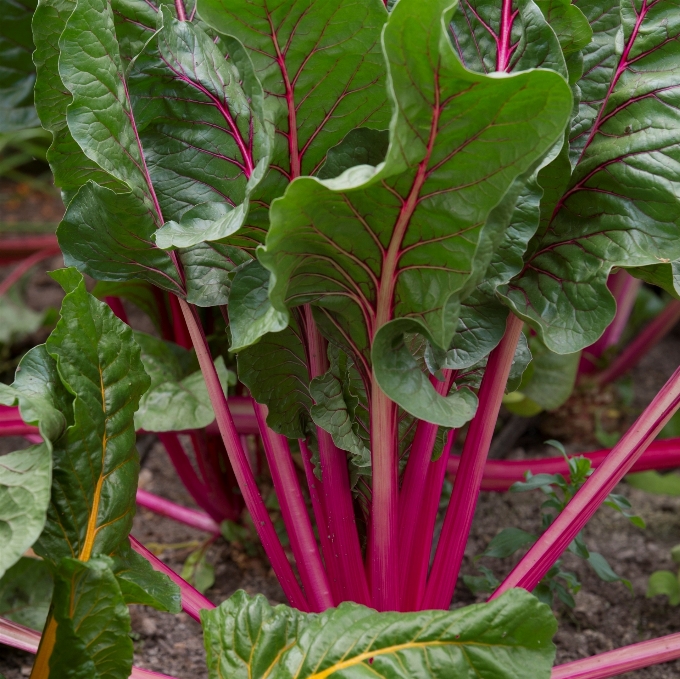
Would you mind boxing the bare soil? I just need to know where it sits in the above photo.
[2,190,680,678]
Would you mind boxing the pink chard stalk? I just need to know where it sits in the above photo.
[4,0,680,677]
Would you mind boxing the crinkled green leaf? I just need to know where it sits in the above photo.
[32,0,125,196]
[203,588,556,679]
[0,557,53,631]
[237,314,312,439]
[48,556,133,679]
[58,183,183,294]
[111,540,181,612]
[310,345,371,476]
[502,0,680,353]
[229,260,288,353]
[202,590,307,679]
[134,330,235,432]
[449,0,567,77]
[0,345,72,578]
[0,0,39,132]
[35,270,150,563]
[260,0,572,412]
[197,0,391,248]
[373,319,479,427]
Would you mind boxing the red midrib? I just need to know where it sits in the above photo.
[374,74,442,333]
[496,0,516,72]
[546,1,650,234]
[268,14,300,179]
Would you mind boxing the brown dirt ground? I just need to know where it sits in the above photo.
[2,192,680,678]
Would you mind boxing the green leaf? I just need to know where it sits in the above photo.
[503,0,680,353]
[0,445,52,580]
[48,556,134,679]
[202,590,307,679]
[0,557,53,631]
[535,0,592,56]
[317,128,390,181]
[309,344,371,477]
[481,528,537,560]
[587,552,631,590]
[35,270,150,563]
[58,183,184,294]
[260,0,572,394]
[32,0,125,195]
[132,6,269,228]
[237,314,312,439]
[647,570,680,606]
[0,293,44,346]
[627,261,680,301]
[449,0,567,77]
[0,344,73,578]
[203,589,556,679]
[134,331,235,432]
[0,0,39,132]
[198,0,390,214]
[181,547,215,594]
[372,320,479,427]
[507,336,579,413]
[626,470,680,497]
[111,540,181,612]
[228,260,288,353]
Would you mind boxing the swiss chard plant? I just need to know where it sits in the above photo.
[2,0,680,678]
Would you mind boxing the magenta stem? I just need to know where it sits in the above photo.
[551,632,680,679]
[580,270,641,374]
[447,438,680,491]
[406,429,456,611]
[423,314,524,609]
[136,489,219,534]
[398,371,455,608]
[178,298,309,611]
[129,535,214,621]
[299,438,342,605]
[169,294,192,349]
[254,403,333,611]
[302,306,370,605]
[0,617,177,678]
[493,365,680,598]
[594,299,680,386]
[0,249,55,298]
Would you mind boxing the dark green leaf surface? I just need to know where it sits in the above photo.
[0,345,72,578]
[202,590,307,679]
[260,0,571,396]
[628,261,680,300]
[317,128,390,181]
[32,0,125,196]
[449,0,567,77]
[58,183,183,294]
[111,540,181,612]
[134,331,235,432]
[49,556,133,679]
[535,0,592,56]
[0,0,39,132]
[202,588,556,679]
[237,314,312,439]
[503,0,680,353]
[35,270,150,562]
[0,557,53,631]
